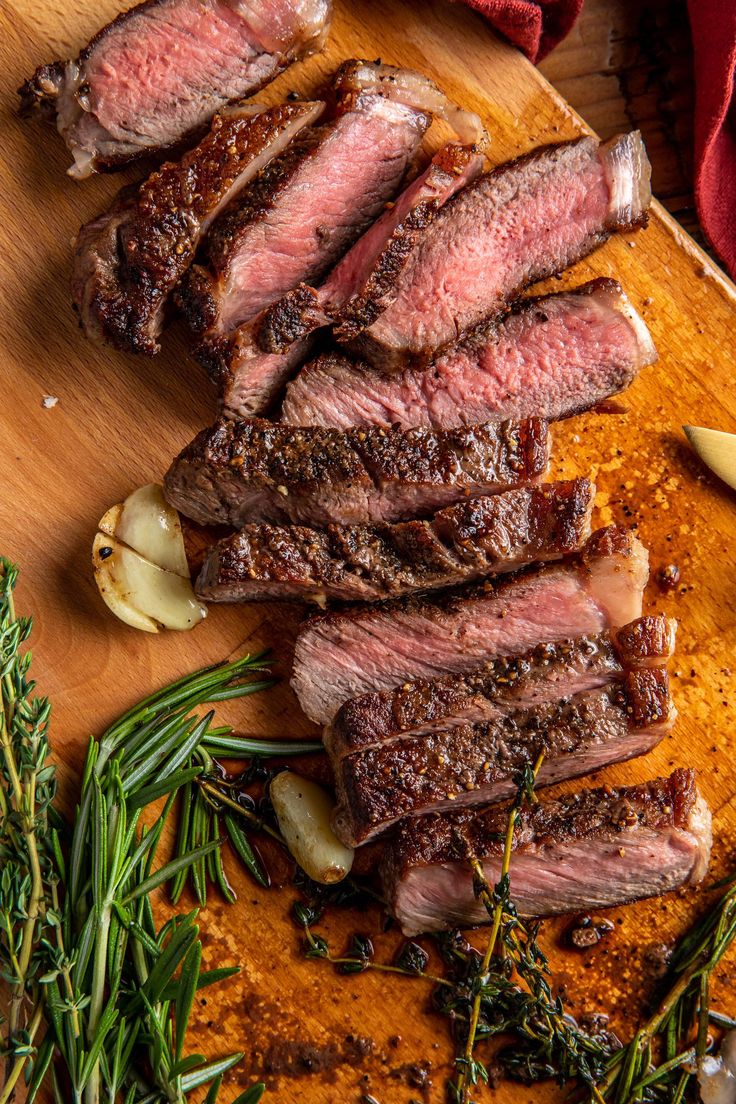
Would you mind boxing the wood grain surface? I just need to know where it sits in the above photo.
[2,0,736,1100]
[540,0,702,247]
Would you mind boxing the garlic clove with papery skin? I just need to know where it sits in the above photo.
[699,1032,736,1104]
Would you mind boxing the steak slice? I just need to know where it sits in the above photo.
[163,417,549,528]
[19,0,331,179]
[281,278,657,429]
[71,102,323,354]
[179,60,470,340]
[208,143,484,417]
[326,614,677,759]
[206,326,317,417]
[382,769,712,934]
[257,143,485,355]
[333,671,676,846]
[291,525,648,724]
[342,133,652,371]
[195,479,594,605]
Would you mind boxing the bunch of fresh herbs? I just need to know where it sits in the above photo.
[0,558,318,1104]
[6,553,736,1104]
[588,871,736,1102]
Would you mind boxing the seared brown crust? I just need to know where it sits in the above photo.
[18,61,66,115]
[615,614,678,666]
[299,523,632,635]
[72,103,320,353]
[334,672,674,845]
[383,769,697,884]
[327,614,676,758]
[179,127,329,337]
[577,522,638,568]
[331,200,444,343]
[256,284,326,353]
[195,479,593,604]
[163,416,550,527]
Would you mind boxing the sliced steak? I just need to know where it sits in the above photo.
[206,325,317,417]
[326,614,677,759]
[342,133,652,371]
[257,143,485,355]
[179,60,467,340]
[71,102,323,354]
[208,143,484,417]
[382,769,712,934]
[281,279,657,429]
[19,0,331,179]
[195,479,593,604]
[163,417,549,528]
[291,526,649,724]
[333,670,676,845]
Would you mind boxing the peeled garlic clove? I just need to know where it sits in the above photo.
[109,484,190,577]
[93,535,161,634]
[92,533,206,633]
[270,771,354,885]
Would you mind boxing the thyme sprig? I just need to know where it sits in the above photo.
[0,560,59,1102]
[447,756,609,1104]
[588,872,736,1102]
[297,758,610,1104]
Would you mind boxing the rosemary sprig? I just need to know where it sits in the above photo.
[170,732,321,905]
[589,872,736,1102]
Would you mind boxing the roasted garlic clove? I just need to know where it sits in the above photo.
[270,771,354,884]
[98,483,189,576]
[93,485,205,633]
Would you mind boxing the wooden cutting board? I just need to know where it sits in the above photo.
[3,0,736,1099]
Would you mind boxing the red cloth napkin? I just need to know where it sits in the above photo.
[689,0,736,278]
[459,0,736,279]
[454,0,583,64]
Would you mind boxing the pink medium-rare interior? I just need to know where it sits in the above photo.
[82,1,274,145]
[394,819,708,935]
[367,139,613,355]
[320,145,484,312]
[294,570,614,723]
[217,97,426,332]
[281,282,657,429]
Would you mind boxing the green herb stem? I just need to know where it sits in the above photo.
[197,779,285,844]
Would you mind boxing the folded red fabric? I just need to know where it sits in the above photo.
[458,0,736,279]
[454,0,583,63]
[688,0,736,278]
